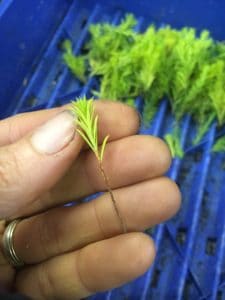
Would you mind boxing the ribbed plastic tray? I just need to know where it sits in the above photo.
[1,1,225,299]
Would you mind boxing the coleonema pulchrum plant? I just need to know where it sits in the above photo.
[63,15,225,157]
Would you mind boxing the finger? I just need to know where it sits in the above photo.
[49,135,171,204]
[13,177,180,264]
[0,102,139,219]
[0,110,79,220]
[15,134,171,217]
[16,233,155,300]
[0,107,64,146]
[0,220,15,289]
[0,101,139,146]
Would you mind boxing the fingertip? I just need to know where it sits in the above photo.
[162,178,182,216]
[95,100,140,139]
[78,232,156,293]
[153,137,172,172]
[124,232,156,276]
[150,177,181,221]
[119,101,141,133]
[125,135,172,177]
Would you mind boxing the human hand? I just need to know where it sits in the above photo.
[0,101,181,299]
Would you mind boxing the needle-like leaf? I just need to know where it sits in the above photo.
[71,97,109,162]
[100,135,109,162]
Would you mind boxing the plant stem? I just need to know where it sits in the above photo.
[98,160,127,233]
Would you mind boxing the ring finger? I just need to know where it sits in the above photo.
[16,232,155,300]
[13,177,181,264]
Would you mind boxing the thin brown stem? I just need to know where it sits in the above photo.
[98,160,127,233]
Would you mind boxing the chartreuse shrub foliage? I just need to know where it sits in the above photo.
[64,15,225,157]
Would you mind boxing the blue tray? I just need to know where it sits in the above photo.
[1,1,225,299]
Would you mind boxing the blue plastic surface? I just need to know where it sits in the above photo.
[1,0,225,299]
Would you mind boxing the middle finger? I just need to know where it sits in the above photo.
[22,134,171,216]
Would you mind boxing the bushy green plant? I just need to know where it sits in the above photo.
[212,136,225,152]
[63,15,225,156]
[62,40,86,82]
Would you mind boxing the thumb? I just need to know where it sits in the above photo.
[0,110,80,219]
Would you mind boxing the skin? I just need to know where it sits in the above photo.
[0,101,181,300]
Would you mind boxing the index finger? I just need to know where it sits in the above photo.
[0,101,140,146]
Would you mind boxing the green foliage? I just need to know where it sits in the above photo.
[193,113,215,145]
[62,40,86,82]
[87,14,137,64]
[208,60,225,125]
[125,98,135,107]
[212,136,225,152]
[170,30,213,113]
[63,15,225,154]
[71,97,109,161]
[164,128,184,158]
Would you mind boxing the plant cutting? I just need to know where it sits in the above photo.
[71,97,127,233]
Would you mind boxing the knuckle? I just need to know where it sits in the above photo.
[76,250,94,294]
[0,163,11,189]
[0,146,23,190]
[37,215,52,259]
[6,115,21,144]
[92,200,107,239]
[37,212,62,259]
[37,263,55,300]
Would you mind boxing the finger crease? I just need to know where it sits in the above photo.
[82,153,99,194]
[93,200,107,240]
[76,250,94,295]
[36,264,52,300]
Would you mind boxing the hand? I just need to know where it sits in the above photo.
[0,101,180,299]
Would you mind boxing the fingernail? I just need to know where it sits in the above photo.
[31,110,76,154]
